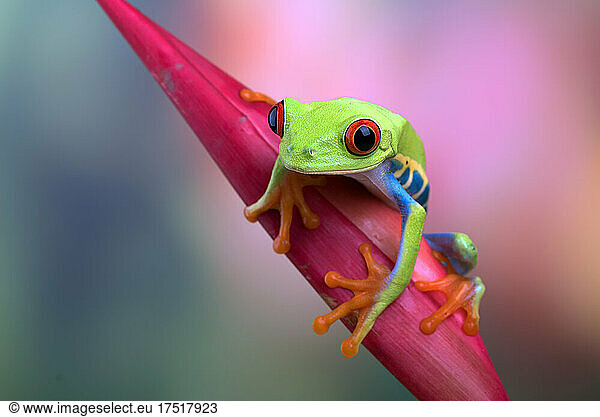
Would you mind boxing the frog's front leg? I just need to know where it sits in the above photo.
[313,166,425,357]
[244,157,325,254]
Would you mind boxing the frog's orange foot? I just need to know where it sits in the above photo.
[244,170,325,254]
[240,88,276,106]
[415,250,485,336]
[313,243,390,357]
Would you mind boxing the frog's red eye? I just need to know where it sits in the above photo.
[344,119,381,155]
[268,100,285,137]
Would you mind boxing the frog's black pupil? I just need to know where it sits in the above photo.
[354,125,376,152]
[268,106,278,134]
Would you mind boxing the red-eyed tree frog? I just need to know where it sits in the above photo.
[241,89,485,357]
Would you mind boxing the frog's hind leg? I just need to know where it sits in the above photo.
[416,233,485,336]
[423,232,478,275]
[313,243,391,357]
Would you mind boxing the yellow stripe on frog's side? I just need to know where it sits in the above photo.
[391,154,430,209]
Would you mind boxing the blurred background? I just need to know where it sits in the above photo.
[1,0,598,400]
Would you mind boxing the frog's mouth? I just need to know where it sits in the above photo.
[281,158,380,176]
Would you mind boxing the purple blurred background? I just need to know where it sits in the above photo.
[0,0,598,400]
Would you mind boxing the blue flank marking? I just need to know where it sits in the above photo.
[405,171,424,194]
[389,160,430,211]
[398,169,410,184]
[415,184,430,207]
[390,158,404,172]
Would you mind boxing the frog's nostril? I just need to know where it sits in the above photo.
[303,147,316,157]
[287,144,294,153]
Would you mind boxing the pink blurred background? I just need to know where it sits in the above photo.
[178,0,600,398]
[1,0,598,400]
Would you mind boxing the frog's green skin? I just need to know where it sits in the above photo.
[248,97,479,351]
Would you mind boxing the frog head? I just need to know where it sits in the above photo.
[267,97,409,175]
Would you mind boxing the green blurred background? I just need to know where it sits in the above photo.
[1,0,599,400]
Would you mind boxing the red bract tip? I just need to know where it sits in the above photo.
[96,0,508,400]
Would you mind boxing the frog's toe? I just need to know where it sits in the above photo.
[341,338,360,358]
[462,309,480,336]
[313,243,390,357]
[243,206,260,223]
[295,198,321,230]
[273,236,291,254]
[324,270,380,291]
[312,315,331,335]
[301,212,320,229]
[292,175,325,229]
[416,250,485,336]
[239,88,276,106]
